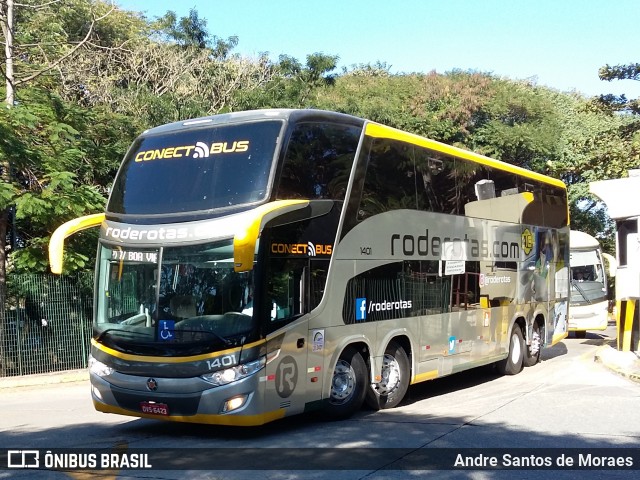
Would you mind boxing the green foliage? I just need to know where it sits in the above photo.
[235,53,339,109]
[599,63,640,82]
[320,71,562,174]
[0,181,18,211]
[152,8,238,55]
[0,86,130,273]
[595,62,640,115]
[470,81,562,173]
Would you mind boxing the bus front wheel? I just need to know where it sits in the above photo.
[325,347,367,419]
[496,325,524,375]
[523,321,542,367]
[366,342,410,410]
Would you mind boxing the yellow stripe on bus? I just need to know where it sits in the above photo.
[93,401,285,426]
[551,331,568,346]
[364,122,567,190]
[91,338,265,363]
[411,369,439,384]
[234,200,309,272]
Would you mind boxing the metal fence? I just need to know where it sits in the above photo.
[1,273,94,377]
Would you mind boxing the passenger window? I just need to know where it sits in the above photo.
[357,138,418,220]
[277,123,360,201]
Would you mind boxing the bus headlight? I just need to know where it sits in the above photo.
[200,356,266,386]
[222,394,249,413]
[88,355,115,377]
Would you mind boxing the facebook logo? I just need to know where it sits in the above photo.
[355,298,367,321]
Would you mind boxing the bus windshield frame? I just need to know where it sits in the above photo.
[107,119,284,217]
[95,238,257,356]
[570,248,607,305]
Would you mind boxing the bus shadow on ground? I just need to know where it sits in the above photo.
[541,341,569,361]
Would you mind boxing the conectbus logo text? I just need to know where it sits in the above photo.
[270,242,333,256]
[391,229,520,260]
[134,140,249,162]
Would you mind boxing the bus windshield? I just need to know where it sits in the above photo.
[96,239,256,355]
[570,249,606,305]
[107,120,283,215]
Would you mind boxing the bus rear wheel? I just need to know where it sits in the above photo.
[496,325,524,375]
[523,321,542,367]
[366,342,410,410]
[325,346,367,419]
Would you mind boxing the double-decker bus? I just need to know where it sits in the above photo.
[50,109,569,426]
[568,230,611,338]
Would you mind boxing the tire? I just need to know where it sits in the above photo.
[574,330,587,339]
[496,325,524,375]
[523,321,541,367]
[365,342,410,410]
[325,346,367,419]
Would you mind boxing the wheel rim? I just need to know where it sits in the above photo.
[529,327,541,357]
[510,331,522,363]
[375,354,401,395]
[330,359,356,404]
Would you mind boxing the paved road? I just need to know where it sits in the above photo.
[1,325,638,479]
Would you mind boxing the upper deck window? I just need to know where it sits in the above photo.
[108,120,283,215]
[275,122,361,201]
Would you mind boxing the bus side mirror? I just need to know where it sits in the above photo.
[602,253,617,278]
[49,213,105,274]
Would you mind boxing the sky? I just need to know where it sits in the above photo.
[115,0,640,99]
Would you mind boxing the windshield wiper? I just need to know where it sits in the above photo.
[175,328,231,346]
[96,328,151,343]
[571,280,592,305]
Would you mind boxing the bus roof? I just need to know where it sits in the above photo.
[365,122,566,190]
[570,230,600,250]
[136,108,565,191]
[140,109,365,137]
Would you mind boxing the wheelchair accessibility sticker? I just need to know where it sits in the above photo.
[158,320,175,341]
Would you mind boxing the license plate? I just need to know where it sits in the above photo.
[140,402,169,416]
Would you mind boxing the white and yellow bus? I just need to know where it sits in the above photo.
[50,109,569,426]
[568,230,612,338]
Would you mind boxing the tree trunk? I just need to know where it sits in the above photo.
[0,209,6,376]
[2,0,14,106]
[1,0,14,376]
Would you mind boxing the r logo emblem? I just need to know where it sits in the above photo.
[275,356,298,398]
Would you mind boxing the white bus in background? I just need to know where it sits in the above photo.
[568,230,615,338]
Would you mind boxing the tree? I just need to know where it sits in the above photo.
[0,0,121,281]
[566,61,640,251]
[235,53,339,110]
[58,6,271,124]
[597,62,640,115]
[542,91,635,253]
[470,79,562,174]
[1,88,137,273]
[152,8,238,56]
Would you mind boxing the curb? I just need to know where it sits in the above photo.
[0,369,88,390]
[594,345,640,384]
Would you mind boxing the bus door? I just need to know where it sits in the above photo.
[261,256,312,417]
[264,319,309,417]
